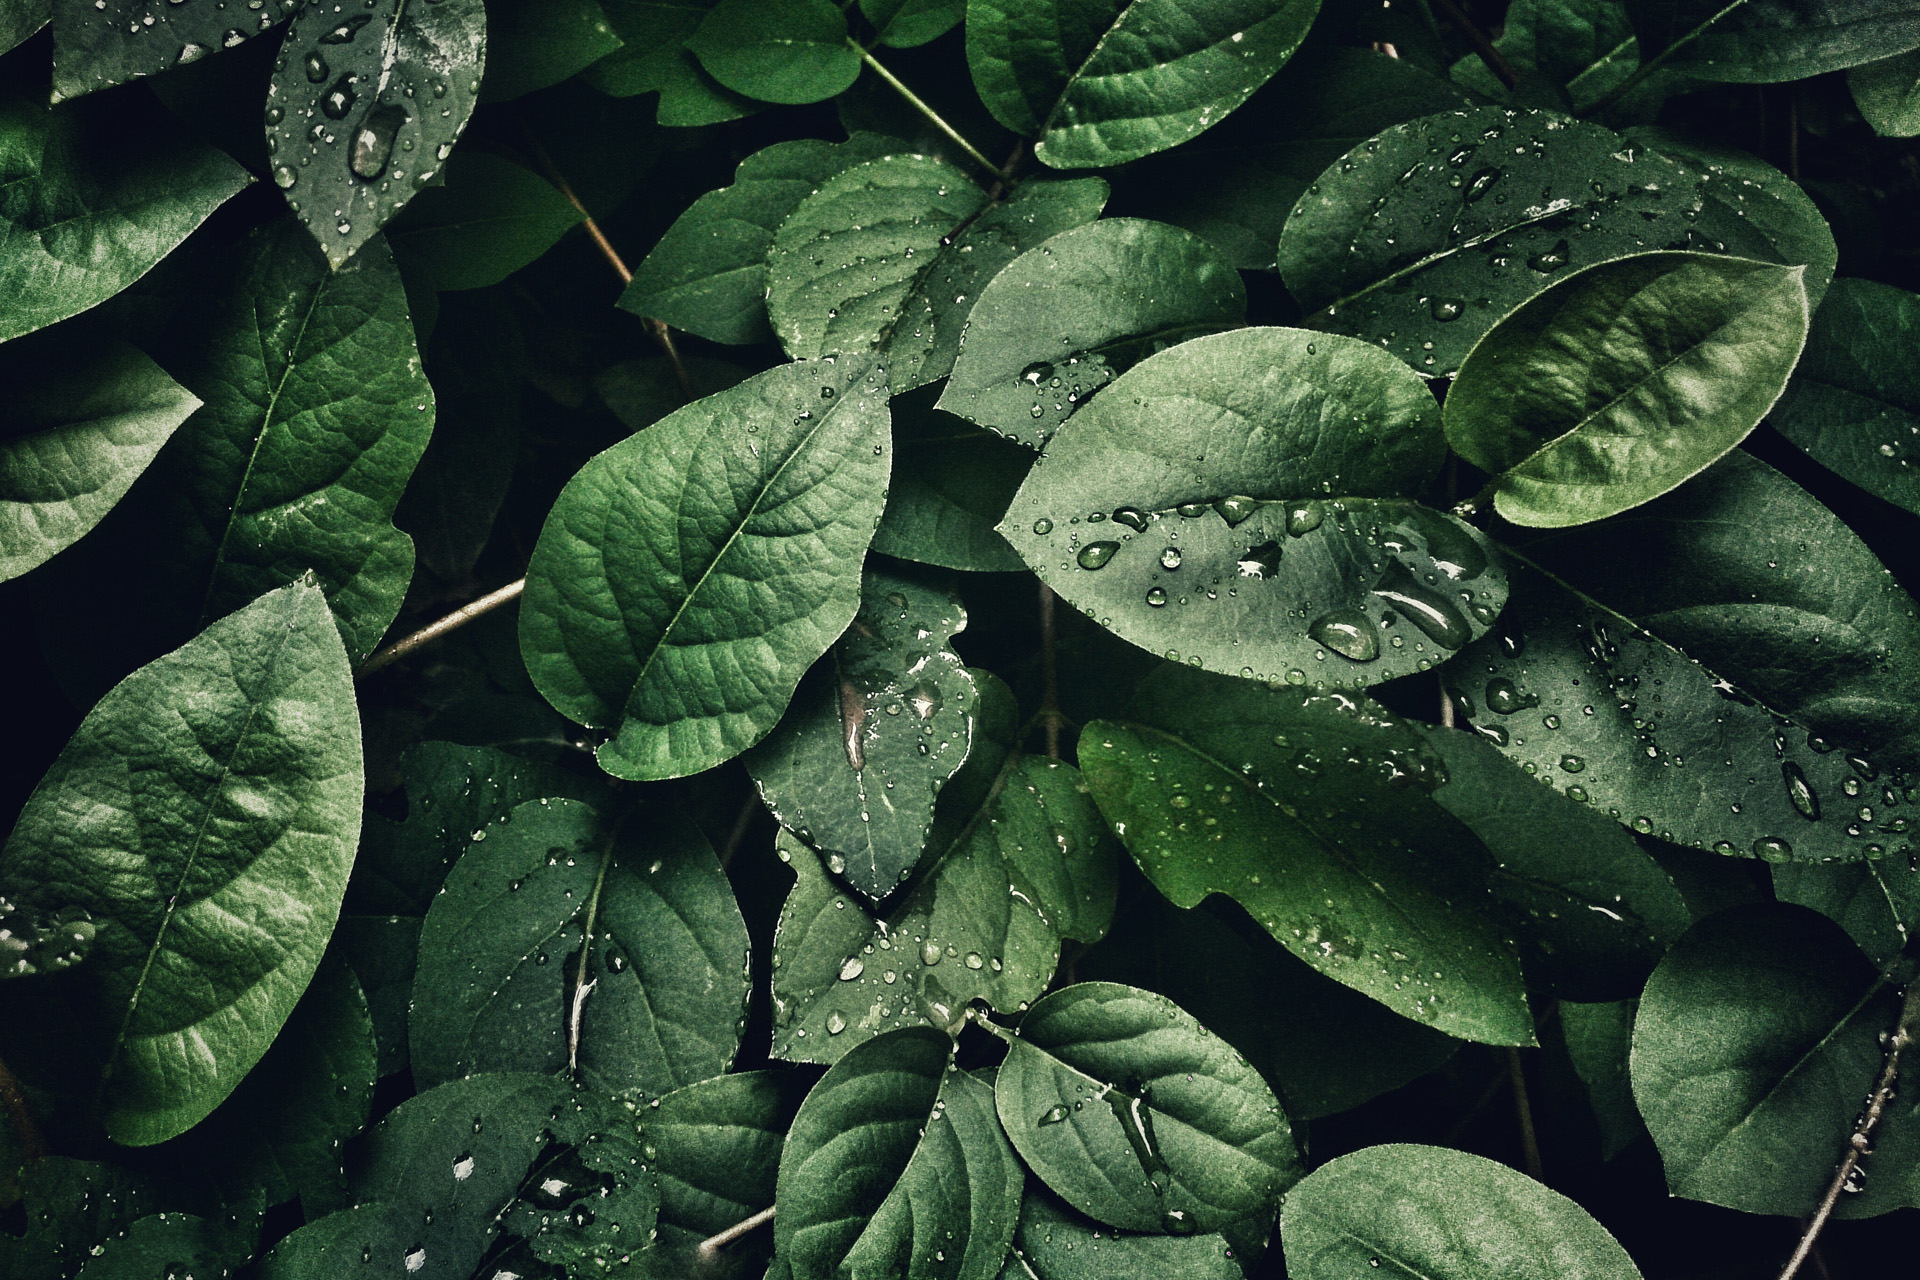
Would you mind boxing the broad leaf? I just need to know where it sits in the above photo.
[480,0,623,101]
[745,568,979,900]
[519,355,891,781]
[0,578,362,1146]
[387,153,583,292]
[0,92,249,344]
[1278,106,1705,376]
[1280,1144,1643,1279]
[1626,0,1920,83]
[642,1070,808,1271]
[0,2,45,59]
[1558,999,1648,1160]
[410,797,748,1100]
[1000,327,1502,688]
[1451,0,1655,119]
[1851,50,1920,136]
[1774,857,1920,966]
[71,1209,252,1280]
[0,1160,200,1280]
[0,336,197,582]
[1079,665,1534,1045]
[585,0,758,125]
[686,0,859,104]
[1444,252,1809,528]
[1000,1182,1244,1280]
[50,0,298,100]
[936,219,1246,448]
[875,408,1031,572]
[777,1027,1023,1280]
[1773,278,1920,519]
[994,981,1300,1235]
[265,0,487,269]
[966,0,1322,169]
[865,0,965,47]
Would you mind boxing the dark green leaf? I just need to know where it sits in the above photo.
[0,91,249,344]
[1278,106,1705,376]
[1000,1181,1244,1280]
[73,1209,249,1280]
[1850,50,1920,136]
[1280,1143,1643,1279]
[686,0,859,105]
[0,1,45,59]
[387,153,583,292]
[777,1027,1023,1280]
[875,407,1031,572]
[0,579,362,1146]
[584,0,758,124]
[595,356,753,431]
[519,356,891,781]
[865,0,965,47]
[937,219,1246,448]
[995,981,1299,1235]
[1626,0,1920,83]
[0,894,97,980]
[0,1159,186,1280]
[0,336,197,582]
[745,568,979,900]
[266,0,487,270]
[1774,858,1920,966]
[332,914,418,1077]
[480,0,623,101]
[1558,999,1648,1160]
[1451,0,1655,119]
[50,0,297,100]
[643,1070,807,1268]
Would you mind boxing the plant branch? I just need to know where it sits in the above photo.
[1508,1047,1545,1181]
[1038,583,1063,760]
[1779,978,1920,1280]
[718,787,762,871]
[1430,0,1519,89]
[851,42,1001,183]
[698,1205,776,1257]
[1580,0,1748,119]
[358,578,526,678]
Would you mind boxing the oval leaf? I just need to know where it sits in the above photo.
[686,0,859,104]
[387,152,583,292]
[1627,0,1920,83]
[51,0,299,99]
[644,1070,808,1271]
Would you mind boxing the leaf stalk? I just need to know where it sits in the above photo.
[851,42,1003,183]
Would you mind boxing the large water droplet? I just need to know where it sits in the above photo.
[1285,500,1325,536]
[303,51,329,82]
[1308,609,1380,662]
[320,73,357,120]
[1213,496,1259,526]
[1463,167,1502,202]
[1371,562,1471,649]
[1159,547,1182,570]
[1077,541,1119,570]
[1145,587,1168,607]
[1021,360,1054,385]
[1111,507,1149,532]
[920,940,942,966]
[1752,836,1793,862]
[825,1012,847,1035]
[1038,1105,1070,1125]
[320,13,373,42]
[350,105,406,180]
[1429,296,1466,322]
[838,957,864,981]
[1782,762,1821,821]
[1484,677,1539,715]
[272,165,296,190]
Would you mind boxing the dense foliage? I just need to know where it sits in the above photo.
[6,0,1920,1276]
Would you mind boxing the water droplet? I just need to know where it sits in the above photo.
[1237,540,1282,579]
[272,165,296,189]
[1429,296,1466,322]
[1308,610,1380,662]
[1021,360,1054,385]
[1463,167,1502,202]
[1145,587,1168,607]
[838,957,864,981]
[964,952,984,969]
[1559,755,1585,773]
[320,73,357,120]
[1753,836,1794,862]
[1783,762,1821,820]
[1177,501,1209,518]
[1371,562,1471,649]
[303,51,329,82]
[1038,1105,1070,1125]
[1111,506,1149,532]
[320,13,373,42]
[1077,541,1120,570]
[1285,501,1325,536]
[350,106,406,180]
[825,1012,847,1035]
[1162,1211,1197,1236]
[920,940,942,966]
[1484,677,1539,715]
[1032,518,1053,535]
[1527,238,1571,273]
[1213,496,1259,526]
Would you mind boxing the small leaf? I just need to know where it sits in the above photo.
[519,356,891,781]
[595,356,753,431]
[266,0,487,270]
[0,579,362,1146]
[995,981,1300,1235]
[1003,1181,1244,1280]
[864,0,965,47]
[1774,858,1920,966]
[1278,106,1704,376]
[1626,0,1920,83]
[1445,252,1809,528]
[0,2,45,60]
[686,0,859,105]
[875,406,1032,572]
[387,153,583,292]
[480,0,624,101]
[777,1027,1023,1280]
[1557,999,1648,1161]
[0,336,198,583]
[1280,1143,1643,1279]
[937,219,1246,448]
[1850,49,1920,136]
[746,568,979,899]
[332,915,419,1078]
[585,0,758,124]
[644,1070,807,1268]
[51,0,299,100]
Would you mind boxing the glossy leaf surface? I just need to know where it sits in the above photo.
[1626,0,1920,83]
[50,0,298,99]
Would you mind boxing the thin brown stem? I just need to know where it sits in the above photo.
[1430,0,1519,89]
[1038,583,1062,760]
[697,1205,776,1257]
[1779,979,1920,1280]
[358,578,526,678]
[0,1052,44,1164]
[851,42,1001,182]
[718,788,762,871]
[1508,1047,1545,1181]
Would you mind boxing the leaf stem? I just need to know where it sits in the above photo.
[1579,0,1750,119]
[1508,1047,1545,1181]
[1429,0,1520,89]
[697,1204,776,1257]
[357,578,526,678]
[1778,978,1920,1280]
[1038,583,1063,760]
[718,786,762,871]
[851,42,1002,183]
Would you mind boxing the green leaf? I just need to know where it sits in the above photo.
[266,0,487,270]
[621,133,899,346]
[777,1027,1023,1280]
[1630,903,1902,1215]
[585,0,758,124]
[73,1210,251,1280]
[1557,999,1648,1161]
[0,92,250,345]
[1280,1143,1643,1279]
[1078,666,1534,1045]
[966,0,1322,169]
[865,0,965,47]
[1850,49,1920,136]
[387,153,583,292]
[50,0,298,100]
[596,356,753,431]
[999,327,1503,688]
[1774,858,1920,966]
[520,356,891,781]
[480,0,623,101]
[643,1070,807,1268]
[0,894,97,980]
[768,162,1110,391]
[410,797,748,1100]
[1451,0,1654,119]
[0,1,45,59]
[1773,278,1920,520]
[1445,252,1809,528]
[1626,0,1920,83]
[686,0,859,105]
[1001,1182,1244,1280]
[0,579,362,1146]
[770,751,1116,1064]
[875,406,1031,572]
[0,1159,191,1280]
[994,981,1299,1235]
[936,219,1246,448]
[332,914,418,1077]
[0,336,198,583]
[1278,106,1705,377]
[745,568,980,900]
[1420,726,1690,1001]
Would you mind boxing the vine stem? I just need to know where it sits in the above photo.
[697,1205,776,1257]
[1429,0,1519,89]
[851,42,1002,182]
[1779,978,1920,1280]
[1508,1047,1544,1181]
[1579,0,1749,119]
[1038,584,1063,760]
[357,579,525,678]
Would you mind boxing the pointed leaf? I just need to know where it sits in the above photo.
[0,579,362,1145]
[865,0,965,48]
[1774,858,1920,967]
[266,0,487,269]
[644,1070,807,1268]
[586,0,758,124]
[387,153,583,292]
[1626,0,1920,83]
[1001,1182,1243,1280]
[686,0,858,104]
[480,0,623,101]
[520,356,891,781]
[51,0,299,100]
[1450,0,1653,118]
[1850,49,1920,136]
[875,408,1031,572]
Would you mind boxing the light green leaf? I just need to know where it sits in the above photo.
[1000,327,1502,688]
[0,92,249,344]
[585,0,758,125]
[1774,858,1920,967]
[778,1027,1023,1280]
[1078,666,1534,1045]
[410,797,748,1100]
[1001,1182,1243,1280]
[519,356,891,782]
[1851,49,1920,136]
[266,0,487,270]
[1558,999,1648,1160]
[875,407,1031,572]
[621,133,899,346]
[864,0,965,47]
[1280,1143,1643,1279]
[1773,278,1920,520]
[387,153,583,292]
[480,0,623,101]
[1445,252,1808,528]
[1626,0,1920,83]
[937,219,1246,448]
[686,0,858,104]
[0,336,197,583]
[994,981,1298,1235]
[642,1070,807,1270]
[745,568,979,900]
[1278,106,1704,377]
[0,579,362,1146]
[50,0,297,100]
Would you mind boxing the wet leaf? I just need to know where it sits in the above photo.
[1626,0,1920,83]
[585,0,758,124]
[50,0,299,100]
[686,0,859,105]
[387,153,583,292]
[999,1181,1243,1280]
